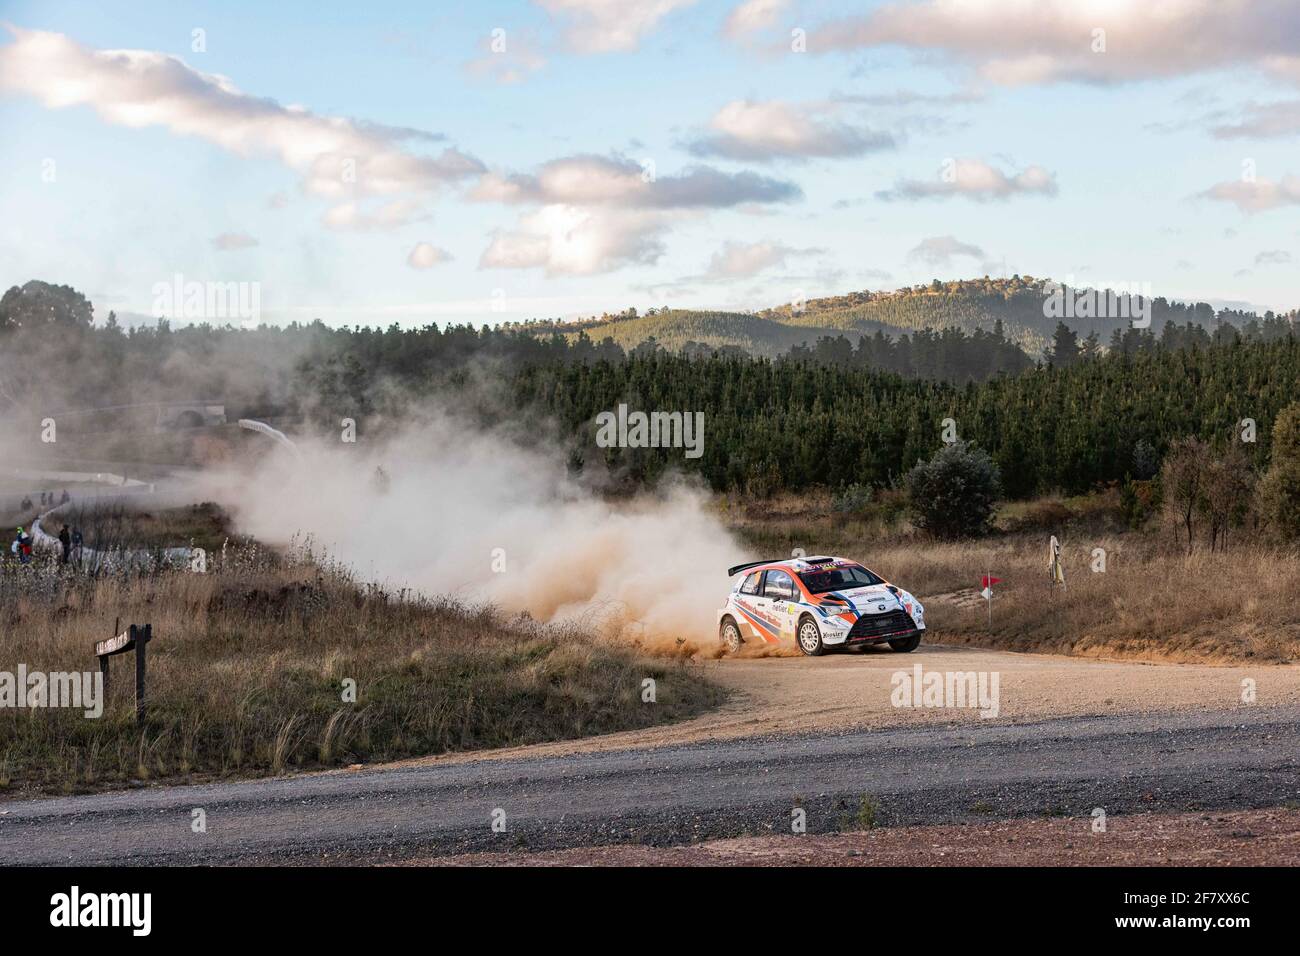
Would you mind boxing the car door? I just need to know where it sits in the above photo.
[762,569,799,641]
[733,570,767,640]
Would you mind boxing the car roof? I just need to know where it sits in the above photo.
[738,556,858,576]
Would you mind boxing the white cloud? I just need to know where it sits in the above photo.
[1199,175,1300,212]
[837,88,984,107]
[722,0,788,39]
[907,235,985,266]
[323,198,431,231]
[407,242,453,269]
[0,26,483,212]
[471,154,800,275]
[813,0,1300,86]
[879,158,1057,201]
[703,239,822,278]
[471,154,801,208]
[687,99,895,161]
[464,29,547,84]
[480,205,669,276]
[211,232,258,251]
[1254,249,1292,265]
[536,0,697,53]
[1212,100,1300,138]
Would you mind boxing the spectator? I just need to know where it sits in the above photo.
[58,524,72,564]
[11,527,32,565]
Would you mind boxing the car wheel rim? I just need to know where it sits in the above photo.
[799,622,819,651]
[723,625,740,650]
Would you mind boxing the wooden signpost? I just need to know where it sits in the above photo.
[95,623,152,725]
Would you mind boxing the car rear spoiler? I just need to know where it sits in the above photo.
[727,560,780,577]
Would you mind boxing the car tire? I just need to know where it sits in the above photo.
[888,632,922,653]
[797,615,826,657]
[719,617,743,654]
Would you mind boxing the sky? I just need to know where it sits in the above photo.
[1,0,1298,327]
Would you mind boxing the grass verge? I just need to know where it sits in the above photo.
[0,547,724,797]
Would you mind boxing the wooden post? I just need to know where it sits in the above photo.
[94,622,151,726]
[135,624,149,725]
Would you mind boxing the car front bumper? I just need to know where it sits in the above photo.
[821,609,924,645]
[843,625,922,646]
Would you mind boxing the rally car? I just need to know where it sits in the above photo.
[717,555,925,656]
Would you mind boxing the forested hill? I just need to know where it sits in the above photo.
[761,277,1277,352]
[541,308,902,357]
[4,279,1298,502]
[510,337,1300,499]
[510,276,1294,358]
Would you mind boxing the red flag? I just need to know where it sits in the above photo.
[980,575,1002,588]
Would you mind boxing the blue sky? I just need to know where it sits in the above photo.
[2,0,1298,326]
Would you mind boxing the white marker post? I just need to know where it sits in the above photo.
[985,568,992,627]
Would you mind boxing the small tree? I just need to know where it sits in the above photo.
[1162,437,1208,552]
[1080,330,1101,360]
[1131,439,1159,480]
[1044,321,1080,367]
[1120,476,1162,529]
[1199,443,1253,551]
[904,441,1002,539]
[832,483,873,516]
[1257,401,1300,540]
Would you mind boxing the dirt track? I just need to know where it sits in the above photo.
[413,807,1300,866]
[1,644,1297,866]
[397,643,1300,767]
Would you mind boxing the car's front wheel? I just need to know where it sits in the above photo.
[888,632,922,653]
[797,616,826,656]
[719,617,743,654]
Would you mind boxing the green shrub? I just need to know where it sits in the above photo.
[1120,477,1162,530]
[904,441,1003,539]
[831,483,873,515]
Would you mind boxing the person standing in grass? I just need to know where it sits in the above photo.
[58,524,72,564]
[11,526,32,565]
[71,527,83,565]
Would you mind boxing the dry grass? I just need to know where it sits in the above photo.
[725,492,1300,664]
[49,500,249,553]
[0,546,723,796]
[871,535,1299,663]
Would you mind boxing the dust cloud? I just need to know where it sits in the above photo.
[202,409,747,649]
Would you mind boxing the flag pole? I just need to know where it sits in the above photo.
[986,566,992,628]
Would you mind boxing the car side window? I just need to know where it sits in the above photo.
[764,570,795,600]
[739,571,761,595]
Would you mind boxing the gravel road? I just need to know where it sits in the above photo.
[3,703,1296,865]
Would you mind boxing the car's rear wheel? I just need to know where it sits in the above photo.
[797,616,825,656]
[719,617,743,654]
[888,632,922,653]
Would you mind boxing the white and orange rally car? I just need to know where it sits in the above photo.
[717,555,925,656]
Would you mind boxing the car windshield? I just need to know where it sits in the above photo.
[798,564,884,594]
